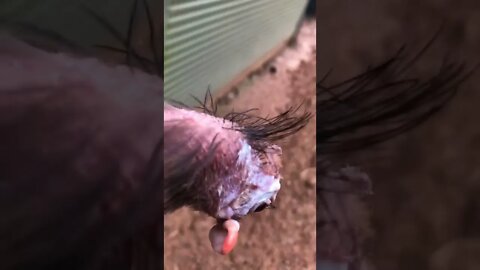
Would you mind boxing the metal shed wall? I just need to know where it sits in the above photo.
[164,0,308,104]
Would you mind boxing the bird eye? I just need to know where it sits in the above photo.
[254,202,269,212]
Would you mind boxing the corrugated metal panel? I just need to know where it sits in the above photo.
[164,0,308,104]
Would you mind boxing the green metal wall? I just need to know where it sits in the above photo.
[164,0,308,104]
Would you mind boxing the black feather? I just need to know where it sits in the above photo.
[169,87,312,152]
[318,31,477,153]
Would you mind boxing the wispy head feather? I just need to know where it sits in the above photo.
[318,30,477,153]
[185,88,312,151]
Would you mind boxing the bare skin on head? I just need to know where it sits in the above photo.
[164,103,288,254]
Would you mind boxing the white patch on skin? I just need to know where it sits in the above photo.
[216,139,281,219]
[165,104,281,219]
[237,141,253,167]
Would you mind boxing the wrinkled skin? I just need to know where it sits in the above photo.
[164,104,283,219]
[164,104,284,254]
